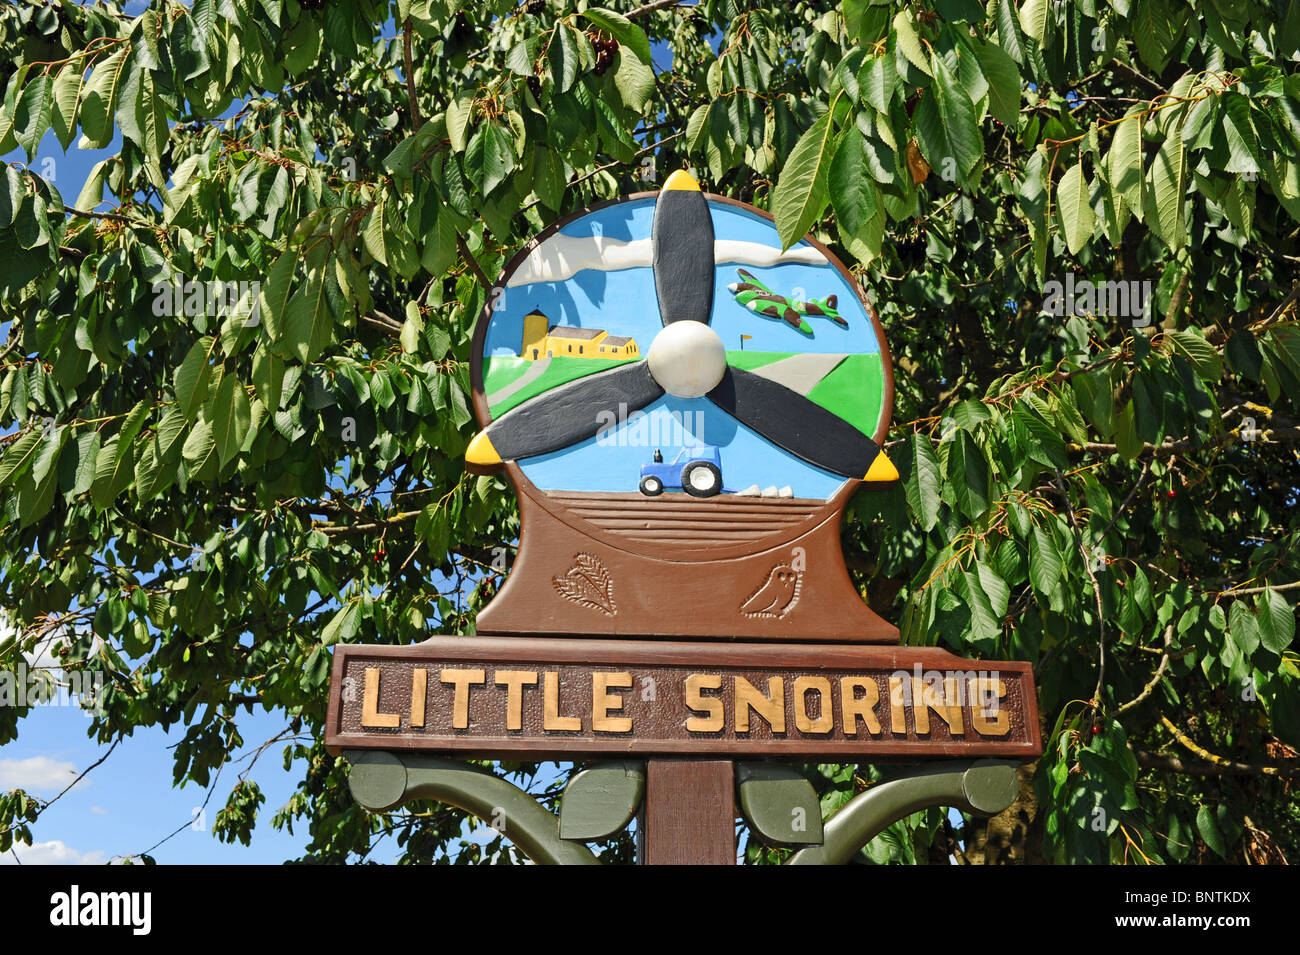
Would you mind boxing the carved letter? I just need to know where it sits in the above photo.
[543,671,581,731]
[592,671,633,733]
[360,668,400,728]
[840,676,882,736]
[685,673,724,732]
[495,670,539,731]
[440,668,486,730]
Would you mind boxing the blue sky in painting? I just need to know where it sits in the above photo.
[484,198,880,359]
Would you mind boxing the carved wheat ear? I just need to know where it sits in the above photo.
[552,553,616,616]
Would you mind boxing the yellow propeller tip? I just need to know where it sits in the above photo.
[864,452,899,483]
[466,431,502,466]
[662,169,701,192]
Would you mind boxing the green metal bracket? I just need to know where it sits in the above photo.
[344,750,601,866]
[785,759,1020,865]
[559,761,645,841]
[345,752,1020,865]
[735,762,824,847]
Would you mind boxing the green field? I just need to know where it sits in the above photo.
[485,355,638,415]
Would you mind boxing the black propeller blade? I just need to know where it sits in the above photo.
[652,170,715,326]
[707,366,884,479]
[466,360,663,464]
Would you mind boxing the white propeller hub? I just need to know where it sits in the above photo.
[647,321,727,398]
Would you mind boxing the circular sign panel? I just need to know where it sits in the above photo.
[469,170,895,558]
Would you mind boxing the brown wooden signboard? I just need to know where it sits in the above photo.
[324,637,1040,760]
[326,171,1043,863]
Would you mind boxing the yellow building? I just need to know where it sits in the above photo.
[520,309,640,361]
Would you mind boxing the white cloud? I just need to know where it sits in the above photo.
[90,806,108,816]
[0,756,86,794]
[0,840,107,865]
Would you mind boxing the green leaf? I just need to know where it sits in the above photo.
[1029,525,1063,597]
[995,0,1024,63]
[134,437,172,501]
[78,48,126,149]
[613,51,655,111]
[829,131,879,250]
[73,160,107,212]
[300,647,332,691]
[1257,589,1295,655]
[914,56,981,182]
[50,62,84,151]
[13,73,52,160]
[284,266,333,363]
[116,400,150,458]
[181,417,215,463]
[973,40,1020,127]
[208,374,251,466]
[464,123,515,196]
[1107,110,1146,222]
[0,165,21,227]
[550,23,581,94]
[905,433,943,531]
[947,431,990,519]
[1196,804,1226,858]
[401,302,423,354]
[1150,126,1187,250]
[363,197,387,266]
[892,10,932,77]
[91,436,136,509]
[860,55,895,115]
[174,337,214,422]
[1057,162,1095,256]
[446,91,475,153]
[417,503,451,561]
[1229,599,1261,657]
[582,7,651,65]
[0,429,43,488]
[1134,0,1180,74]
[771,111,835,250]
[1018,0,1050,45]
[1167,330,1222,382]
[30,425,66,487]
[154,406,188,462]
[321,601,360,646]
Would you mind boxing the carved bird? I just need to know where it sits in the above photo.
[740,563,802,619]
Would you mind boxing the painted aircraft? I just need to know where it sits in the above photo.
[726,268,849,334]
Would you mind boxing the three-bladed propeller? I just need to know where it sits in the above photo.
[466,170,897,484]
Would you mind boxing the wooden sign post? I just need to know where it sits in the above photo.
[326,171,1042,865]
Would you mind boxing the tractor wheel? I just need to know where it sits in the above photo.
[681,462,721,497]
[639,475,664,496]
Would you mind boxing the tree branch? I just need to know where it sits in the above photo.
[1133,748,1300,778]
[455,233,493,291]
[626,0,689,18]
[1116,623,1173,715]
[1156,715,1300,777]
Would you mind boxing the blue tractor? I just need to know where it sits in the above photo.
[639,445,723,498]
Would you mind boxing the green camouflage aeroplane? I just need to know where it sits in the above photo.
[726,268,849,335]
